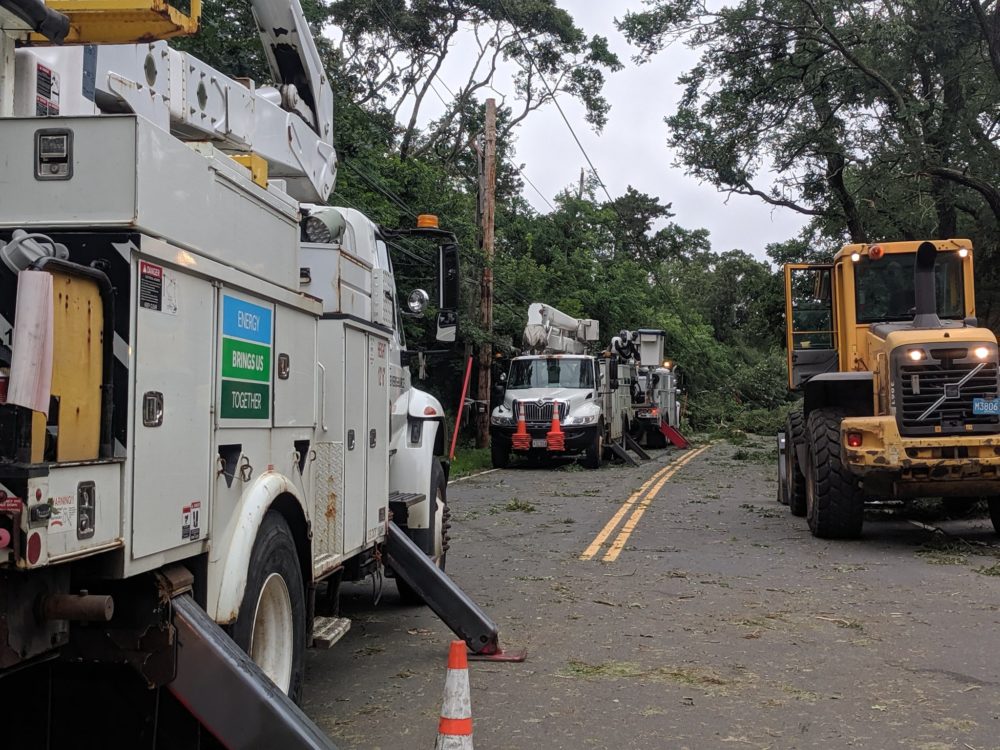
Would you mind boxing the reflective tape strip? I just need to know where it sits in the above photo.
[438,717,473,736]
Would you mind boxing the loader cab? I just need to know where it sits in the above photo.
[784,239,977,389]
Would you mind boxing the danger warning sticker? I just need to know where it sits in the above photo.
[140,261,164,311]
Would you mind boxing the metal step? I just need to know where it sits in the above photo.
[312,616,351,649]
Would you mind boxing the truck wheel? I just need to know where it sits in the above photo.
[987,498,1000,534]
[785,411,807,516]
[398,461,448,605]
[229,511,306,702]
[804,408,864,539]
[647,428,667,449]
[583,424,603,469]
[491,439,510,469]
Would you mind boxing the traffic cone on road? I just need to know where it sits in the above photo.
[435,640,473,750]
[511,404,531,451]
[546,401,565,452]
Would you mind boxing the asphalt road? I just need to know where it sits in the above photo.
[303,437,1000,750]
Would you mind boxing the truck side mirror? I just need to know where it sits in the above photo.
[436,242,459,343]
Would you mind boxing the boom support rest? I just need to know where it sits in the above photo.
[168,595,338,750]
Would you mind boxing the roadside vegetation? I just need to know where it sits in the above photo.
[178,1,1000,436]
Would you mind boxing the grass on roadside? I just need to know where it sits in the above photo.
[448,447,492,479]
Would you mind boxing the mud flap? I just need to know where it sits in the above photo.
[386,522,525,661]
[168,594,338,750]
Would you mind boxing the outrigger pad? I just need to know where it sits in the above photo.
[468,647,527,663]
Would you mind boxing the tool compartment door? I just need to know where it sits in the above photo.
[131,263,214,558]
[785,264,838,389]
[366,335,389,543]
[343,326,367,554]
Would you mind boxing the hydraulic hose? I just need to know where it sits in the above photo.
[0,0,69,43]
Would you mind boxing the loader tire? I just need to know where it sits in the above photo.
[805,408,864,539]
[397,460,448,605]
[785,411,807,516]
[229,511,306,702]
[987,497,1000,535]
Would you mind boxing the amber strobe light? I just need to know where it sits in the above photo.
[868,245,884,260]
[417,214,439,229]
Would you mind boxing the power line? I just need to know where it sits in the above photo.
[495,0,615,207]
[515,163,556,212]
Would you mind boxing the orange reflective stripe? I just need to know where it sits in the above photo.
[438,717,473,736]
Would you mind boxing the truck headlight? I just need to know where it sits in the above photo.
[565,414,598,426]
[974,346,990,360]
[491,411,515,427]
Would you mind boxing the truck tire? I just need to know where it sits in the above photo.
[229,511,306,702]
[398,460,449,605]
[491,439,510,469]
[583,423,603,469]
[804,408,864,539]
[785,411,807,516]
[988,498,1000,534]
[647,427,667,449]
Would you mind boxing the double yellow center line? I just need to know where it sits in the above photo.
[580,445,710,563]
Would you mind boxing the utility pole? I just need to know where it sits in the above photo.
[476,98,497,449]
[578,167,585,200]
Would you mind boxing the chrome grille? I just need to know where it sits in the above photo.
[513,400,569,426]
[897,356,1000,436]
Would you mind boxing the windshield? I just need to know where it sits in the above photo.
[854,252,965,324]
[507,358,595,390]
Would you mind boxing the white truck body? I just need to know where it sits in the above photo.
[0,13,457,686]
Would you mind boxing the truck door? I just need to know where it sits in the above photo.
[785,264,838,389]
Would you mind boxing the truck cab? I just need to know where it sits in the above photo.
[490,353,604,467]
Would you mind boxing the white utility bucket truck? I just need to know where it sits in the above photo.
[0,0,512,744]
[489,303,603,468]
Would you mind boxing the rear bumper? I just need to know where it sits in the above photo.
[490,425,595,453]
[841,416,1000,496]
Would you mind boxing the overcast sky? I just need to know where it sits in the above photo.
[418,1,809,261]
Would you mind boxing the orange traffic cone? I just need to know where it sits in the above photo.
[435,640,474,750]
[511,404,531,451]
[546,401,565,452]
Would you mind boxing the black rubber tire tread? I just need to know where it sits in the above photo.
[943,497,981,518]
[805,408,864,539]
[490,439,509,469]
[987,497,1000,535]
[785,411,807,516]
[647,428,668,450]
[229,510,306,703]
[583,424,603,469]
[398,461,448,605]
